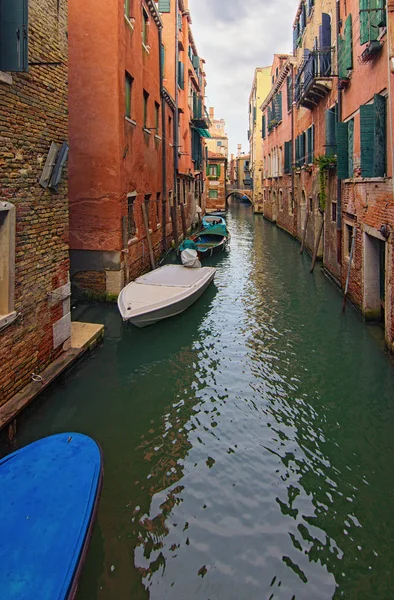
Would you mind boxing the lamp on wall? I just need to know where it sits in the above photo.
[379,224,390,239]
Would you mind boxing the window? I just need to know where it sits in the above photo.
[0,0,28,72]
[156,192,161,225]
[289,191,294,215]
[0,203,16,327]
[325,105,338,156]
[142,8,149,46]
[284,140,292,174]
[279,190,283,211]
[143,90,149,128]
[309,196,313,212]
[125,73,133,118]
[209,190,218,199]
[155,102,160,135]
[127,194,136,238]
[208,164,218,177]
[217,141,222,147]
[345,223,354,258]
[144,194,151,228]
[331,200,337,223]
[158,0,171,13]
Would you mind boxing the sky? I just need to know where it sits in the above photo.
[188,0,298,156]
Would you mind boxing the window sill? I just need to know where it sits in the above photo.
[142,43,150,54]
[344,176,387,183]
[0,71,13,86]
[0,311,17,331]
[124,15,135,32]
[125,117,137,126]
[143,127,152,135]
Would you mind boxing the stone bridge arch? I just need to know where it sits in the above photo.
[226,190,253,203]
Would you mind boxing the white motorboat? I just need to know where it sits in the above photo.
[117,264,216,327]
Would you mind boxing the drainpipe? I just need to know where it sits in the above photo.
[336,0,343,264]
[174,0,179,201]
[159,26,167,253]
[291,63,295,226]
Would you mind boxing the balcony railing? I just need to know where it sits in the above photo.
[295,47,335,109]
[192,96,211,129]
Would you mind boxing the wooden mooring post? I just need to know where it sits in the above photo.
[342,227,356,312]
[180,202,187,239]
[310,217,324,273]
[171,204,179,248]
[141,202,155,271]
[300,210,310,254]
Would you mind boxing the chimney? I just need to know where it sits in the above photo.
[209,107,214,120]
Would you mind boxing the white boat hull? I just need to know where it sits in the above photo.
[118,265,216,328]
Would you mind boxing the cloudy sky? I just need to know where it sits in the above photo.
[188,0,298,155]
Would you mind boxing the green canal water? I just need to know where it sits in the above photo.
[8,204,394,599]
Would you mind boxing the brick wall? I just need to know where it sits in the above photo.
[0,0,69,405]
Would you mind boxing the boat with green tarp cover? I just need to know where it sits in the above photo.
[179,222,229,257]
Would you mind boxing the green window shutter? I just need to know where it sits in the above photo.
[348,118,354,177]
[377,0,386,26]
[300,132,306,166]
[311,124,315,162]
[161,44,165,72]
[337,122,349,179]
[192,55,200,71]
[287,76,293,111]
[0,0,28,72]
[295,136,300,167]
[369,0,380,41]
[360,104,375,177]
[262,115,266,139]
[374,93,386,177]
[158,0,171,12]
[338,37,346,79]
[344,15,353,70]
[325,108,337,156]
[277,92,283,122]
[253,106,256,122]
[284,141,291,173]
[217,164,221,177]
[178,61,184,89]
[359,0,369,45]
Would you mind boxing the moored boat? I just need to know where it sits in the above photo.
[118,264,216,327]
[179,222,229,258]
[0,433,103,600]
[202,215,226,228]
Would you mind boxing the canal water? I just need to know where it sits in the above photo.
[8,203,394,599]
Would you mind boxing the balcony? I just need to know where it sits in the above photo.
[295,48,335,109]
[191,96,211,129]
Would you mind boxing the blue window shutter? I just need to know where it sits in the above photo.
[360,104,375,177]
[0,0,28,72]
[337,122,349,179]
[158,0,171,12]
[319,13,332,75]
[374,93,386,177]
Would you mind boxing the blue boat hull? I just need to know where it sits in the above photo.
[0,433,103,600]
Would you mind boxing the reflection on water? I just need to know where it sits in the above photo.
[6,203,394,599]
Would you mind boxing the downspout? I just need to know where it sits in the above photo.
[291,63,295,226]
[174,0,179,200]
[336,0,342,264]
[159,26,167,253]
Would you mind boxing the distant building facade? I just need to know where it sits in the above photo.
[248,66,271,211]
[206,152,227,211]
[206,107,229,162]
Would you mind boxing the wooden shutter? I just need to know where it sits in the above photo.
[39,143,59,189]
[360,104,375,177]
[344,15,353,71]
[287,76,293,111]
[158,0,171,12]
[336,122,349,179]
[262,115,266,139]
[348,119,354,177]
[284,141,291,173]
[192,55,199,70]
[377,0,386,26]
[253,106,257,122]
[217,164,221,177]
[300,132,306,166]
[49,142,69,191]
[325,108,337,156]
[293,26,298,53]
[178,61,184,89]
[369,0,379,41]
[338,37,347,79]
[374,94,386,177]
[319,13,332,76]
[360,0,369,45]
[0,0,28,72]
[277,92,283,122]
[310,124,315,162]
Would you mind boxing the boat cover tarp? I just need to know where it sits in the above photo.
[137,264,208,287]
[0,433,102,600]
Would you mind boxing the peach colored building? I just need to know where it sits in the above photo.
[69,0,173,296]
[206,107,229,161]
[260,0,394,352]
[159,0,210,229]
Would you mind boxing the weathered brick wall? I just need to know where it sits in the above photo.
[0,0,69,404]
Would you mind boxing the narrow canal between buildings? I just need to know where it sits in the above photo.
[9,203,394,599]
